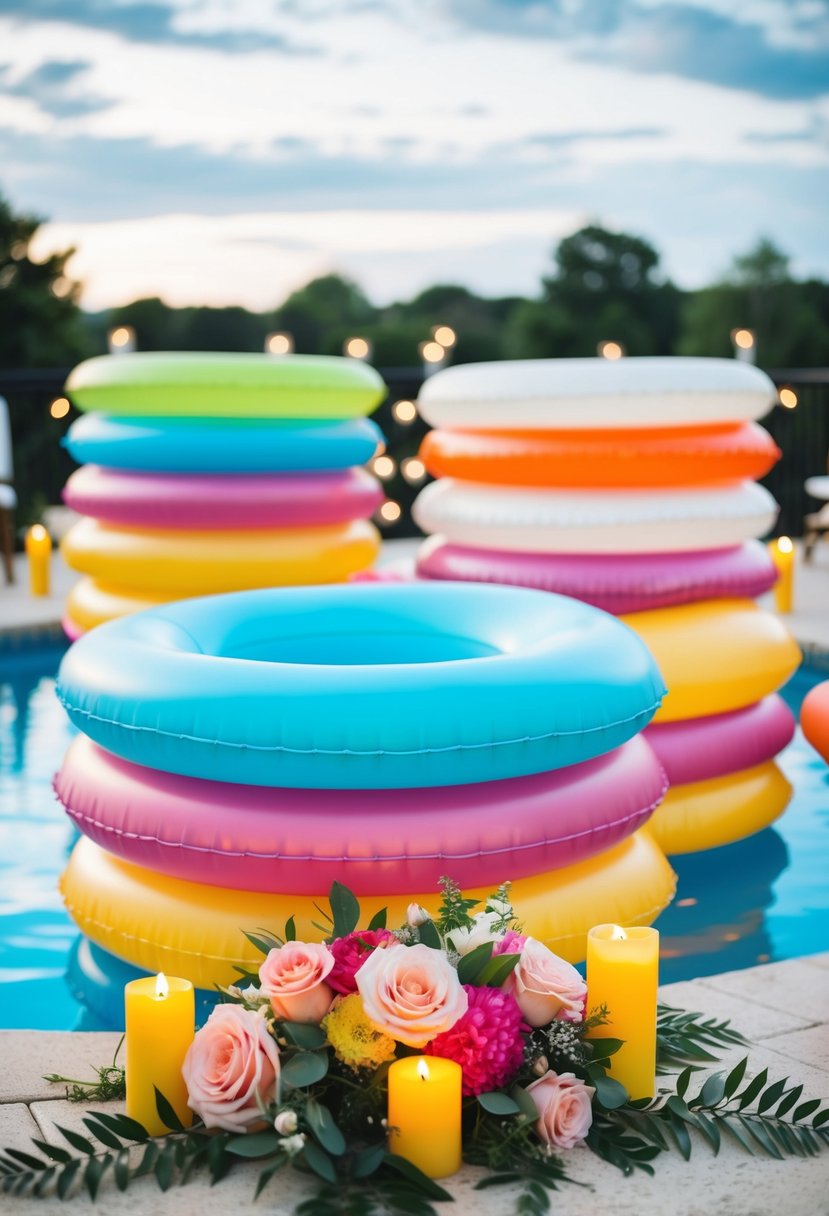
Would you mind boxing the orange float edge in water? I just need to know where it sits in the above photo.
[801,681,829,765]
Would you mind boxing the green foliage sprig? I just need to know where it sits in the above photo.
[42,1034,126,1103]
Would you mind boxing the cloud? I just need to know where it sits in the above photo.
[524,127,668,147]
[0,0,321,55]
[0,58,114,117]
[444,0,829,100]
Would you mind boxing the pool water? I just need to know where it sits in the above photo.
[1,634,827,1029]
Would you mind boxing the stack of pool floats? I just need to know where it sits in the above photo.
[59,352,386,636]
[54,581,676,1028]
[414,357,802,856]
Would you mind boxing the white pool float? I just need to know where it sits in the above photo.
[412,480,778,554]
[417,357,777,430]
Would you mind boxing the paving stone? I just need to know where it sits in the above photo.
[700,959,829,1023]
[0,1105,41,1153]
[801,953,829,972]
[658,979,813,1042]
[0,1032,121,1104]
[29,1099,128,1146]
[763,1023,829,1073]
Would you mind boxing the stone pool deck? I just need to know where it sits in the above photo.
[0,955,827,1215]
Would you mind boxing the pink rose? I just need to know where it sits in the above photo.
[182,1005,280,1132]
[258,941,335,1024]
[356,942,468,1047]
[526,1071,595,1150]
[503,938,587,1028]
[329,929,397,996]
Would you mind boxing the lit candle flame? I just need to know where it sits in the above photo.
[609,925,627,941]
[155,972,169,999]
[417,1058,430,1081]
[777,536,793,555]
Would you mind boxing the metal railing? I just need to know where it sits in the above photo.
[1,365,826,543]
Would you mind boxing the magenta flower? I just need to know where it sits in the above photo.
[427,984,527,1096]
[492,930,528,956]
[328,928,397,995]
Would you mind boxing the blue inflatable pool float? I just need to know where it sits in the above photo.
[57,582,666,789]
[63,414,384,474]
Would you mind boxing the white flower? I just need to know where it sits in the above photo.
[446,911,503,957]
[407,903,431,928]
[280,1134,306,1157]
[274,1109,298,1135]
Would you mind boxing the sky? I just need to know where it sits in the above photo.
[1,0,828,311]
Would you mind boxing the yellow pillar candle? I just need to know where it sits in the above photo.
[387,1056,462,1178]
[25,525,51,597]
[769,536,794,614]
[586,924,659,1101]
[125,973,195,1135]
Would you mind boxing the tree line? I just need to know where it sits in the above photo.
[2,190,829,371]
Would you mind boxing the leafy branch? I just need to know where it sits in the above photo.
[656,1004,747,1072]
[590,1057,829,1175]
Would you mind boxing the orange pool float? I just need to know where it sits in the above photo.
[420,422,780,489]
[801,680,829,764]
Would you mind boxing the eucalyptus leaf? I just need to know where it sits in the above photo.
[477,1091,521,1116]
[476,952,520,988]
[154,1088,185,1132]
[302,1139,337,1184]
[225,1132,279,1158]
[589,1069,628,1110]
[281,1051,329,1088]
[305,1099,346,1156]
[281,1022,327,1050]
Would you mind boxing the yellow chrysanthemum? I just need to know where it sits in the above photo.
[322,994,397,1071]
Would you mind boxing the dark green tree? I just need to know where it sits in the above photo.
[268,274,377,354]
[507,223,682,358]
[679,238,829,367]
[0,191,87,368]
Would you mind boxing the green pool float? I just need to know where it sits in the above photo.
[66,352,386,419]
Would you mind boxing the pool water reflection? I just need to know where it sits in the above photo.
[1,634,827,1028]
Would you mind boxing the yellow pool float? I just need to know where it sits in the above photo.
[60,832,676,988]
[621,599,801,723]
[61,517,380,596]
[645,760,792,855]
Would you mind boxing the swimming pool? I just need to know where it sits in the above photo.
[1,631,827,1029]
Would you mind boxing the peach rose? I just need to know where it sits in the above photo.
[258,941,335,1024]
[182,1005,280,1132]
[503,938,587,1028]
[526,1070,595,1150]
[356,942,468,1047]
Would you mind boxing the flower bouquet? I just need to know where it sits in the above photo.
[3,878,828,1215]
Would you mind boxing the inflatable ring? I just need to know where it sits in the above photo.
[66,352,386,419]
[417,357,777,430]
[412,480,778,554]
[621,599,801,724]
[56,735,667,894]
[63,414,384,474]
[60,832,677,983]
[645,696,795,785]
[420,422,780,488]
[416,538,778,615]
[801,680,829,764]
[61,518,380,595]
[646,761,792,855]
[63,466,383,530]
[66,937,219,1031]
[65,579,173,633]
[57,583,665,789]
